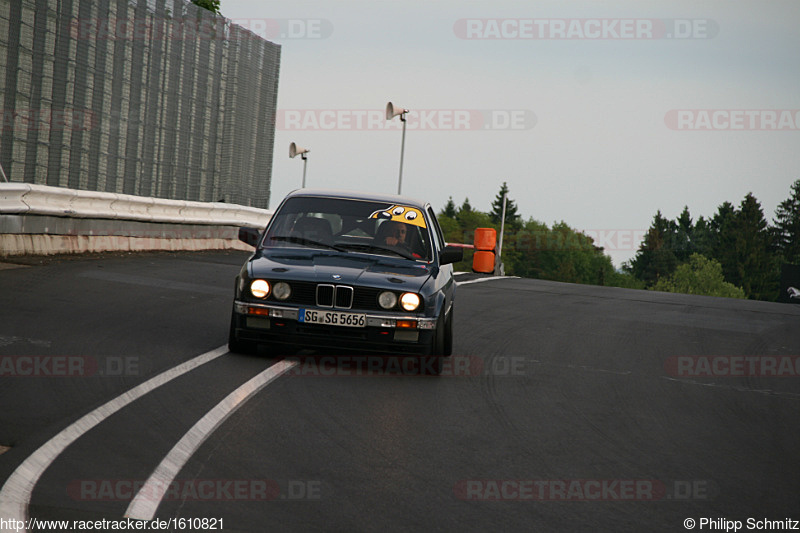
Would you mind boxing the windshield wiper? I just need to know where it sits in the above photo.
[337,243,416,260]
[268,235,346,252]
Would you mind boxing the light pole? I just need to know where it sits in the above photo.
[495,193,507,276]
[386,102,409,195]
[289,142,310,188]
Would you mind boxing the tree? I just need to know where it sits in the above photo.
[627,211,679,286]
[441,196,457,219]
[773,179,800,265]
[674,206,695,263]
[507,220,618,286]
[606,269,646,290]
[191,0,221,14]
[628,192,788,300]
[708,201,738,284]
[490,182,521,231]
[451,197,495,247]
[506,218,548,278]
[652,254,745,299]
[692,215,714,258]
[732,193,778,300]
[432,190,641,290]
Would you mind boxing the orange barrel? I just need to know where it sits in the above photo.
[474,228,497,251]
[473,250,495,274]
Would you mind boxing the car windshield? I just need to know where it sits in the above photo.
[262,196,433,261]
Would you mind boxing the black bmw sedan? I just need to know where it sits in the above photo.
[228,189,463,374]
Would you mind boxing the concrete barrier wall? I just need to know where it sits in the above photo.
[0,184,272,257]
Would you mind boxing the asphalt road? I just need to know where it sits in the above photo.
[1,251,799,532]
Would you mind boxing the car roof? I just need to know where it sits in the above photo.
[283,188,429,210]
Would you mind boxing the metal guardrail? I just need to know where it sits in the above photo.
[0,183,271,228]
[0,184,272,257]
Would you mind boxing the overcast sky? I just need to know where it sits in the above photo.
[220,0,800,266]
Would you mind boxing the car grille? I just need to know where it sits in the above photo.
[352,287,382,310]
[316,284,355,309]
[286,281,317,306]
[335,286,354,309]
[317,284,335,307]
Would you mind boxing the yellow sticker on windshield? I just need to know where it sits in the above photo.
[369,205,426,228]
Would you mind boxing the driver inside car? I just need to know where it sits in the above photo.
[376,221,423,259]
[382,221,407,247]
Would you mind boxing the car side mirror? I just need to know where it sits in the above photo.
[439,245,463,266]
[238,227,261,247]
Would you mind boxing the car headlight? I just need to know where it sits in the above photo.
[399,292,421,312]
[378,291,398,310]
[273,282,291,301]
[250,279,270,299]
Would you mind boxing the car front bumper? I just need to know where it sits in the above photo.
[232,300,437,354]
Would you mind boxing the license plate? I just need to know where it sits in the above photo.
[299,309,366,328]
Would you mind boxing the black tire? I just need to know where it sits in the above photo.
[443,306,454,357]
[228,312,257,355]
[421,314,446,375]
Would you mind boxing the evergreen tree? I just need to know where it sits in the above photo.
[441,197,457,219]
[692,215,714,258]
[773,179,800,265]
[490,182,521,230]
[709,201,739,285]
[733,193,778,300]
[674,206,695,263]
[628,191,788,301]
[627,211,679,286]
[455,198,495,245]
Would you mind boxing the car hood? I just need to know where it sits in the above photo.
[249,250,434,292]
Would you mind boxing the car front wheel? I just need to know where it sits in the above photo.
[443,306,454,356]
[228,311,257,355]
[421,314,446,375]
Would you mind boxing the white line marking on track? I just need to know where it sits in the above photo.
[0,345,229,533]
[661,376,800,400]
[125,359,297,520]
[456,276,519,286]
